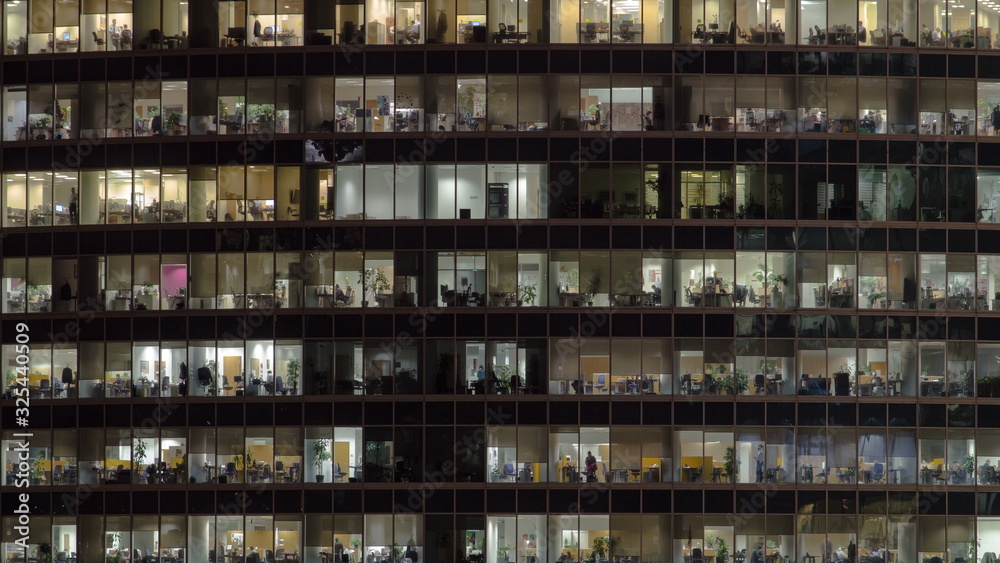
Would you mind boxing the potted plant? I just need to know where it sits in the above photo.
[714,538,730,563]
[492,364,517,394]
[312,438,332,482]
[29,459,45,486]
[519,282,537,306]
[979,375,1000,398]
[753,265,789,305]
[132,438,148,483]
[29,115,52,138]
[351,537,362,555]
[165,111,182,135]
[964,454,976,481]
[206,359,219,396]
[498,545,512,563]
[233,448,255,482]
[249,104,276,132]
[724,446,737,482]
[584,269,603,306]
[458,85,481,122]
[618,270,645,300]
[285,357,300,394]
[359,267,391,307]
[5,369,16,398]
[35,543,52,563]
[591,537,609,562]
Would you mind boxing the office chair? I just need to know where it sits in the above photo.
[692,548,705,563]
[395,460,413,482]
[871,462,885,483]
[148,28,163,49]
[334,462,348,482]
[233,375,244,389]
[834,372,851,396]
[628,376,640,394]
[733,284,747,306]
[594,373,606,393]
[618,22,632,42]
[225,462,238,483]
[983,466,995,486]
[754,373,766,394]
[222,375,233,394]
[584,22,598,42]
[274,460,286,482]
[92,31,105,49]
[39,379,51,398]
[265,551,274,563]
[275,375,286,395]
[502,463,516,481]
[932,464,946,485]
[248,552,261,563]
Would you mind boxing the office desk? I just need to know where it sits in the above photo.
[826,29,857,44]
[134,380,158,397]
[920,378,945,396]
[766,376,783,394]
[494,31,530,43]
[579,23,611,42]
[559,292,583,307]
[702,293,733,307]
[612,293,650,307]
[748,30,785,43]
[557,460,579,482]
[161,35,183,48]
[681,466,702,483]
[828,292,853,308]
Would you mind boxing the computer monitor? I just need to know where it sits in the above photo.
[228,27,246,40]
[55,205,64,213]
[265,200,274,207]
[62,32,71,41]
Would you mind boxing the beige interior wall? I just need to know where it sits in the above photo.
[335,441,351,473]
[224,356,242,378]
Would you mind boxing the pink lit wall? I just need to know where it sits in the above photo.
[162,265,187,297]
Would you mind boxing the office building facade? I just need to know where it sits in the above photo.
[7,0,1000,562]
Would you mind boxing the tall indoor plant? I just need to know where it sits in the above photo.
[312,438,332,482]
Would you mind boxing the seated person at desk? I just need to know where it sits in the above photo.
[704,270,722,293]
[405,15,421,43]
[335,284,349,304]
[247,199,264,221]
